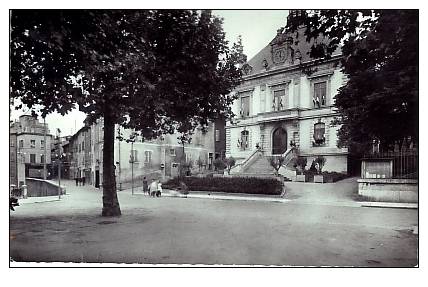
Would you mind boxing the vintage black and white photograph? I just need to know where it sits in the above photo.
[8,8,419,268]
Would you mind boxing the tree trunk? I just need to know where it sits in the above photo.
[101,111,121,217]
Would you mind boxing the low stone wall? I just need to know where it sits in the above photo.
[26,178,66,197]
[357,178,418,203]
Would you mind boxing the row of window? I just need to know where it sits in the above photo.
[239,79,328,118]
[129,150,194,164]
[236,122,327,151]
[22,154,46,164]
[12,139,45,149]
[130,150,152,164]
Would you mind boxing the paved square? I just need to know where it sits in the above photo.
[10,180,418,266]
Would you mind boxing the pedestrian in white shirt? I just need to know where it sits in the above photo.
[149,180,159,197]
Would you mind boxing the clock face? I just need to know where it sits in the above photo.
[273,48,286,63]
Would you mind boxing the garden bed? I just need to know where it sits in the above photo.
[302,171,347,183]
[163,176,283,195]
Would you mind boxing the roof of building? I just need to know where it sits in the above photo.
[244,26,341,76]
[69,125,90,141]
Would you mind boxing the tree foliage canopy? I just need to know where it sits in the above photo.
[11,10,245,216]
[11,10,244,138]
[285,10,418,152]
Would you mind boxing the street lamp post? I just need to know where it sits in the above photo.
[58,156,62,199]
[131,140,134,195]
[126,132,137,196]
[43,117,47,180]
[57,129,62,200]
[17,150,26,196]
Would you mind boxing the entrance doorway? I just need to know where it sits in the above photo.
[272,127,287,154]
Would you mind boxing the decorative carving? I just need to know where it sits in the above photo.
[242,63,253,75]
[273,48,287,64]
[295,49,302,64]
[262,58,269,69]
[271,33,295,65]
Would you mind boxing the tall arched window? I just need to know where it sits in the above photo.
[313,122,326,146]
[239,130,249,150]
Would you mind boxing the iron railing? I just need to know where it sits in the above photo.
[363,150,418,179]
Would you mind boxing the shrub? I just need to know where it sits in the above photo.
[309,159,317,172]
[224,157,236,175]
[163,176,283,195]
[303,170,347,182]
[314,156,326,174]
[295,156,307,174]
[213,158,226,171]
[267,155,285,176]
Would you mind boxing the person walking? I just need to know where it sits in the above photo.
[156,182,162,197]
[149,179,159,197]
[143,177,148,195]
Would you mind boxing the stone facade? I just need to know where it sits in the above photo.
[226,30,348,173]
[10,115,52,187]
[87,119,216,188]
[68,126,92,183]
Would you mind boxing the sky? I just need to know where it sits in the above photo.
[10,10,289,136]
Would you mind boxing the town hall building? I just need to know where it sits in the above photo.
[226,26,348,175]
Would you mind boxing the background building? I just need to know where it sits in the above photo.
[86,119,216,188]
[214,118,226,161]
[9,115,52,186]
[51,135,72,180]
[68,125,92,184]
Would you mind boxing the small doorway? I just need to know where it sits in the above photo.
[95,170,100,188]
[171,163,180,177]
[272,127,287,155]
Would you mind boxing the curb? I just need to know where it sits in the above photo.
[133,191,290,203]
[127,190,418,209]
[182,194,291,203]
[360,202,418,209]
[19,197,62,204]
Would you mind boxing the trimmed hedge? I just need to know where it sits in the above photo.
[163,176,283,195]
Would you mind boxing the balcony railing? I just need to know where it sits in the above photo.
[257,108,299,123]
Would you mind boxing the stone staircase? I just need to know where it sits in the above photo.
[232,147,297,178]
[242,153,275,174]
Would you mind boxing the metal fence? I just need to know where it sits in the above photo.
[363,150,418,179]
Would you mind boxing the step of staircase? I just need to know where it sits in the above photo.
[243,156,275,174]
